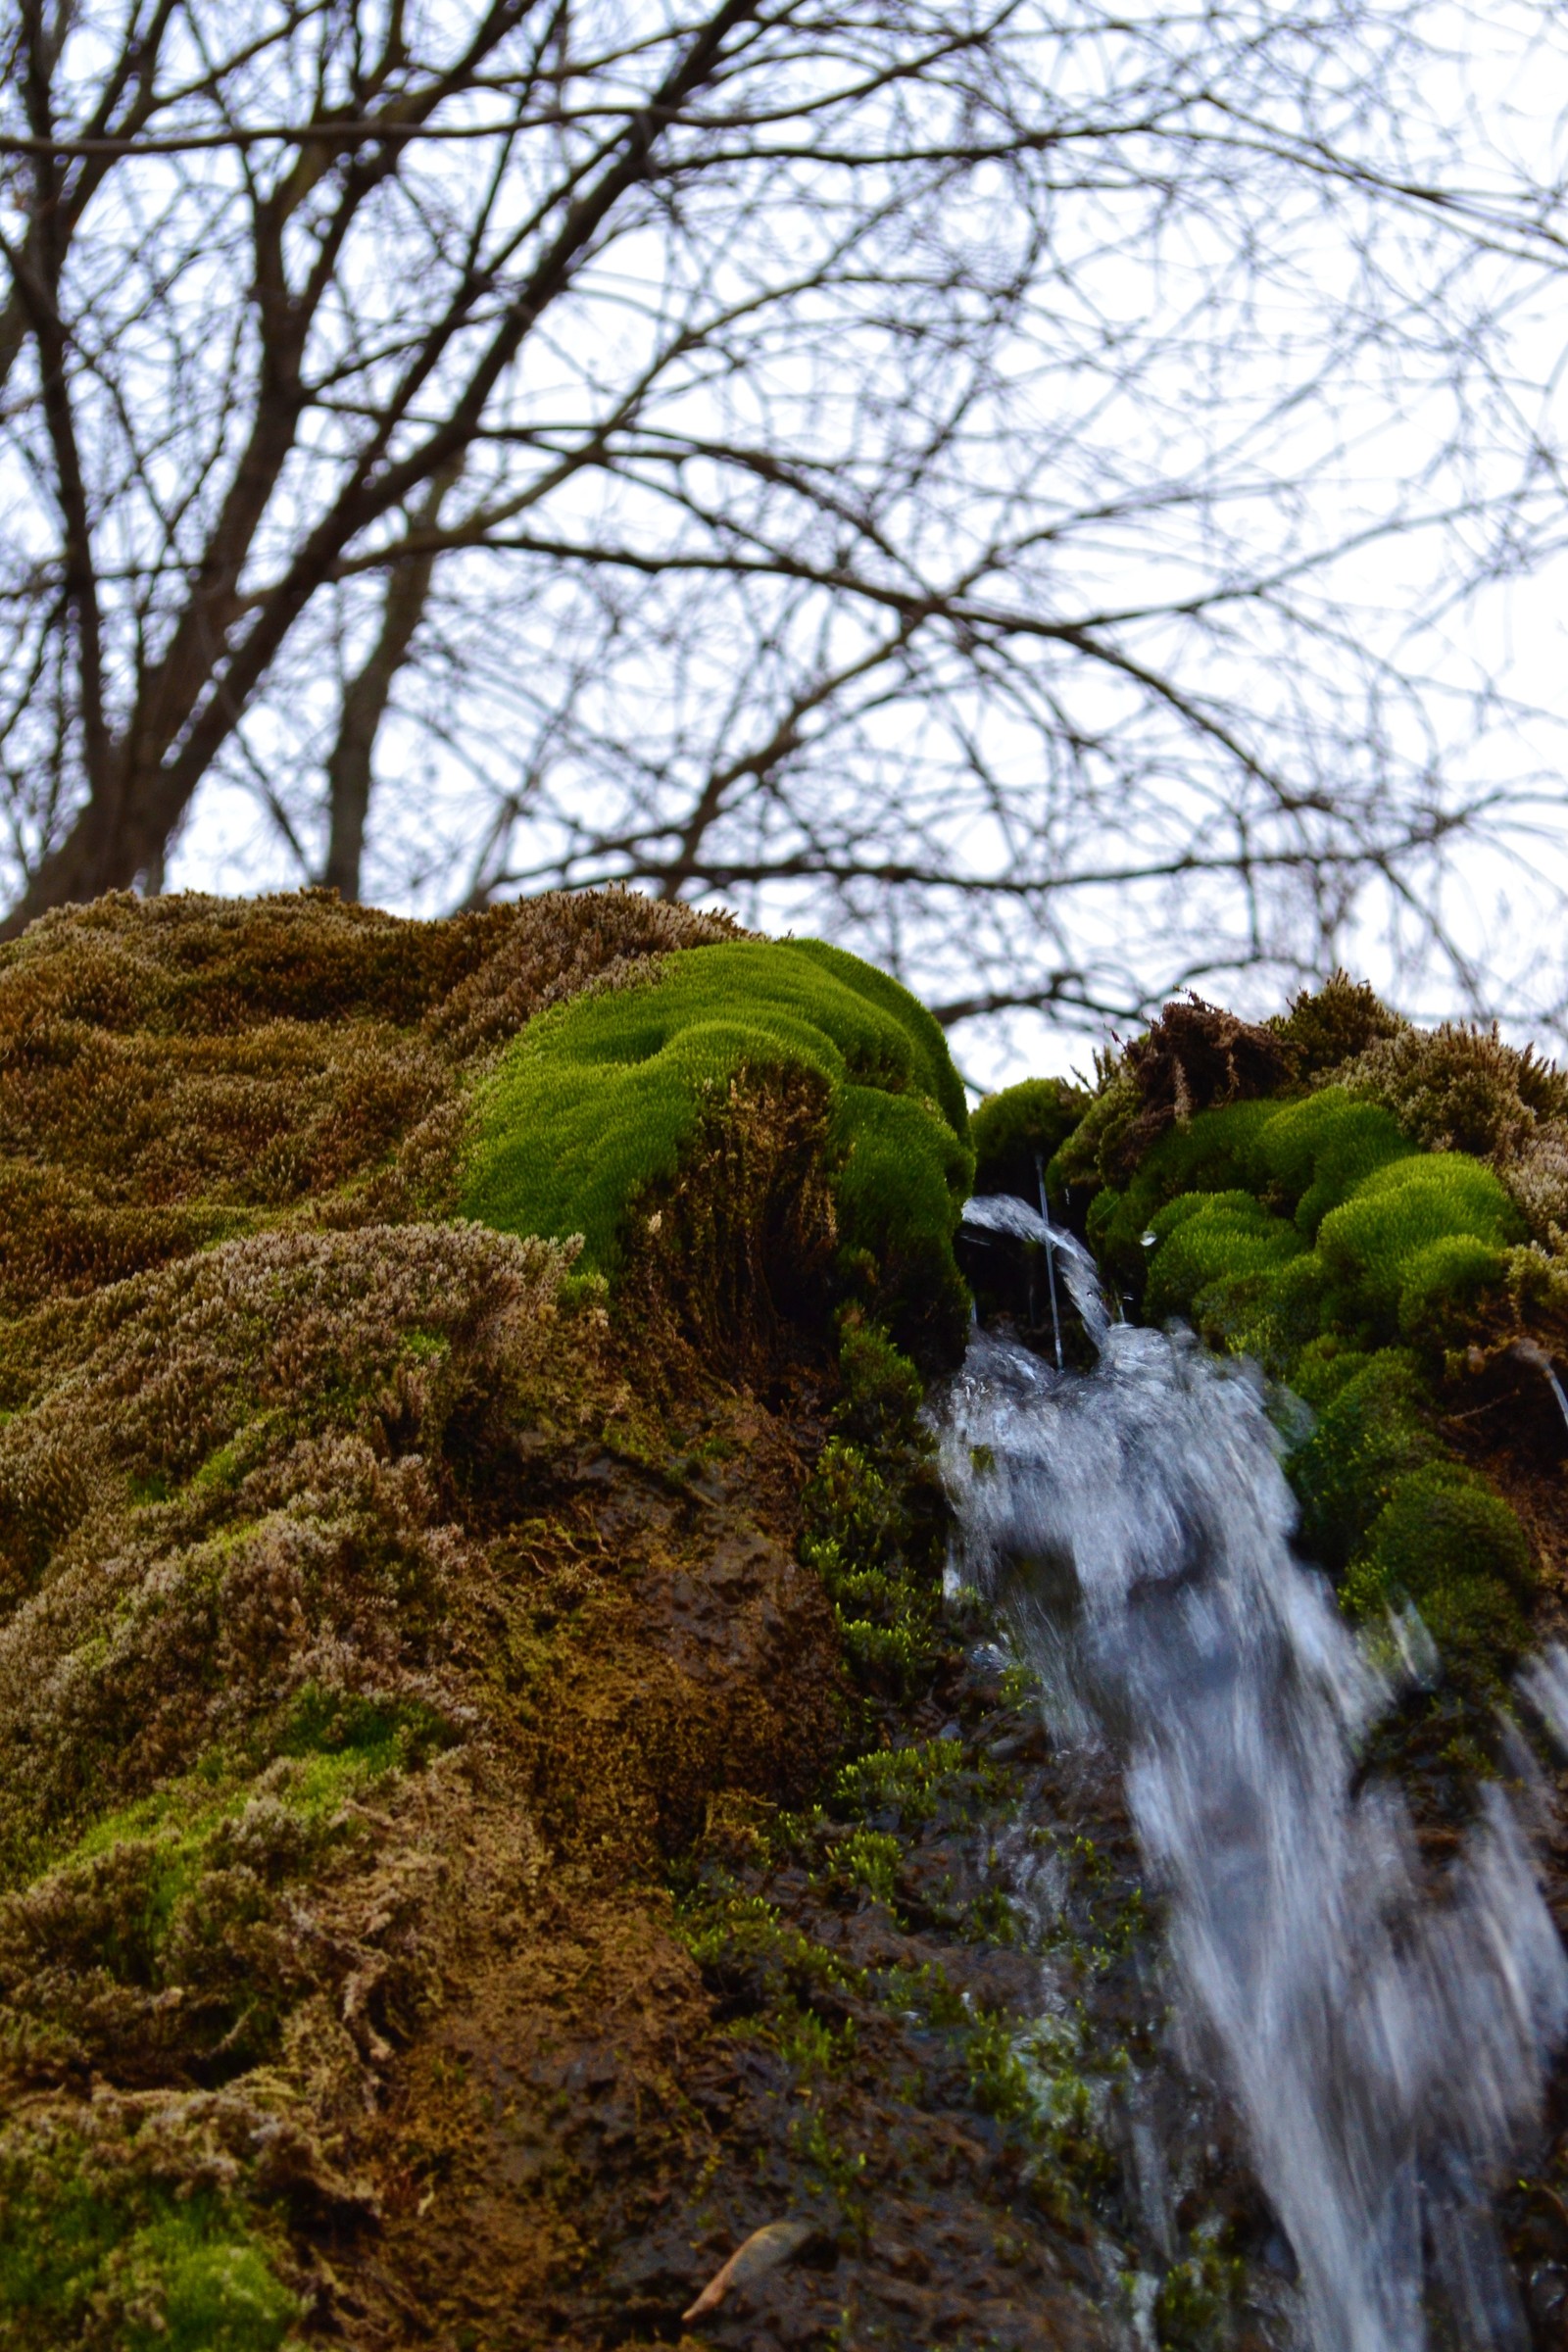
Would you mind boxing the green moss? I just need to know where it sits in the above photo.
[271,1684,457,1773]
[1287,1348,1438,1573]
[1076,1100,1277,1287]
[1143,1191,1304,1330]
[460,938,972,1348]
[1315,1152,1521,1324]
[1153,2242,1246,2350]
[1245,1088,1408,1232]
[0,2141,298,2352]
[800,1437,939,1698]
[1396,1232,1509,1355]
[832,1827,904,1906]
[1061,1015,1540,1686]
[971,1077,1089,1202]
[1343,1463,1535,1669]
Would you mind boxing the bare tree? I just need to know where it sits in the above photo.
[0,0,1563,1057]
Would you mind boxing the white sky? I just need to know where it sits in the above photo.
[159,1,1568,1099]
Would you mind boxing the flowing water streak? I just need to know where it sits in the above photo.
[941,1200,1568,2352]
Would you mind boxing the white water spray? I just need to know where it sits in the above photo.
[942,1200,1568,2352]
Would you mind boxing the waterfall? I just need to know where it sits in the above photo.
[940,1200,1568,2352]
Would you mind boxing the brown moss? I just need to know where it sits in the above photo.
[1334,1019,1568,1246]
[1269,968,1404,1079]
[1057,997,1293,1192]
[0,890,891,2342]
[0,888,740,1312]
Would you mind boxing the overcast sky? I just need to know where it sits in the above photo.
[155,1,1568,1098]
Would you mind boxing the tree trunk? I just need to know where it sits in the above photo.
[322,466,459,901]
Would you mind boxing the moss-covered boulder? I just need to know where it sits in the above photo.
[1044,978,1568,1694]
[0,890,1167,2352]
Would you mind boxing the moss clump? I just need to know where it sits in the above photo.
[970,1077,1089,1202]
[830,1737,967,1826]
[1343,1463,1535,1666]
[1315,1152,1521,1321]
[800,1431,940,1697]
[1286,1349,1440,1572]
[0,2121,299,2352]
[1056,979,1558,1690]
[460,938,973,1355]
[1077,1099,1277,1285]
[1250,1090,1411,1234]
[1267,968,1405,1078]
[1153,2241,1246,2351]
[1143,1191,1305,1333]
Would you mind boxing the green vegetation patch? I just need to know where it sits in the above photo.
[0,2121,299,2352]
[971,1076,1089,1203]
[1343,1462,1535,1667]
[1057,999,1542,1688]
[460,938,973,1348]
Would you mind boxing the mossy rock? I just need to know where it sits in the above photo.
[1343,1462,1535,1671]
[1053,976,1558,1690]
[459,937,974,1356]
[970,1077,1089,1203]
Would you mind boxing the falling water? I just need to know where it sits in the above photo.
[941,1198,1568,2352]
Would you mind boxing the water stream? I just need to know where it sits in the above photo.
[940,1199,1568,2351]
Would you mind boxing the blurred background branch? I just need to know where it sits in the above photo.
[1,0,1565,1077]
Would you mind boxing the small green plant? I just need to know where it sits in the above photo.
[831,1738,966,1825]
[0,2144,299,2352]
[831,1827,903,1906]
[1153,2242,1245,2349]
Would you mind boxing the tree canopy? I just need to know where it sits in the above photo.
[1,0,1564,1060]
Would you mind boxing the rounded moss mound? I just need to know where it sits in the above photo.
[1343,1462,1535,1666]
[971,1077,1089,1202]
[1250,1090,1409,1235]
[1050,975,1560,1691]
[1314,1152,1521,1320]
[459,937,974,1353]
[1286,1348,1440,1573]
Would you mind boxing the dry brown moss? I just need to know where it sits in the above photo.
[0,888,740,1313]
[0,1196,846,2337]
[1334,1019,1568,1247]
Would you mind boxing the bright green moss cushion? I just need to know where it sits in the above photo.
[459,937,973,1340]
[971,1077,1089,1202]
[1143,1191,1304,1327]
[1248,1091,1409,1234]
[1342,1461,1535,1664]
[1314,1153,1521,1319]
